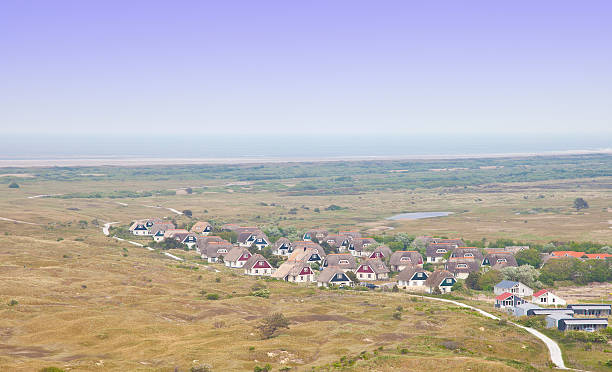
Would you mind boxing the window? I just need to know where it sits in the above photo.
[368,274,372,279]
[457,264,468,268]
[436,249,447,254]
[400,257,411,262]
[497,258,507,263]
[339,260,349,264]
[336,274,343,280]
[464,253,474,258]
[255,269,258,274]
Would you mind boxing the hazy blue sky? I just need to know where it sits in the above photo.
[1,1,611,135]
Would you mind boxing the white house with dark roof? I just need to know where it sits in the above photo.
[317,266,353,287]
[397,267,429,289]
[224,247,252,268]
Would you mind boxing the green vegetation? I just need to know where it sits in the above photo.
[8,182,19,188]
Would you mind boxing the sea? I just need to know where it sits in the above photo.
[0,133,610,164]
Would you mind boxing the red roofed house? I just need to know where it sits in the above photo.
[584,253,612,260]
[495,292,526,309]
[531,289,566,307]
[354,259,390,281]
[550,251,585,258]
[243,254,274,276]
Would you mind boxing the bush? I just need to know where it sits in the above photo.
[8,182,19,188]
[39,368,65,372]
[8,299,18,306]
[254,364,271,372]
[251,289,270,298]
[191,364,213,372]
[206,293,220,300]
[392,311,402,320]
[255,313,290,339]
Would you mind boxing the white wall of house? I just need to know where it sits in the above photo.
[533,292,566,306]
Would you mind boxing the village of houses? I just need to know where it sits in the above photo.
[129,218,612,334]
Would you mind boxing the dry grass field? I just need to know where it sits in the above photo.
[1,230,551,372]
[0,157,611,371]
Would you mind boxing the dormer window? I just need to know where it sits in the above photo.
[464,253,474,258]
[400,257,411,262]
[457,264,468,268]
[339,259,349,264]
[496,258,507,263]
[436,249,447,254]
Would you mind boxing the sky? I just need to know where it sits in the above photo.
[1,1,611,136]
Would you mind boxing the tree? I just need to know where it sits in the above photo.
[346,270,359,284]
[478,270,503,291]
[515,248,542,268]
[185,187,193,194]
[573,198,589,211]
[466,272,482,290]
[182,209,193,217]
[255,313,290,339]
[500,265,542,288]
[8,182,19,189]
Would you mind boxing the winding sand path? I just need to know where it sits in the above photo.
[407,294,568,369]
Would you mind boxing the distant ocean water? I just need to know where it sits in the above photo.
[0,133,610,161]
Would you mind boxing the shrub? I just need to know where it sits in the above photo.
[206,293,220,300]
[255,313,290,339]
[215,277,221,283]
[39,368,65,372]
[8,182,19,189]
[251,289,270,298]
[8,299,18,306]
[392,311,402,320]
[191,364,213,372]
[183,209,193,217]
[253,364,271,372]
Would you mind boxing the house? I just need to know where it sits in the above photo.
[584,253,612,260]
[129,218,165,236]
[303,229,329,243]
[272,237,293,256]
[163,229,189,240]
[512,303,542,317]
[190,221,212,236]
[272,262,315,283]
[237,230,270,250]
[557,318,608,332]
[526,308,574,317]
[224,247,252,268]
[322,253,357,271]
[397,267,429,289]
[153,230,166,242]
[494,280,533,297]
[195,236,226,253]
[436,238,465,247]
[389,251,424,271]
[348,238,377,257]
[550,251,585,259]
[444,258,480,279]
[495,292,526,309]
[354,259,390,281]
[424,270,456,294]
[545,313,571,329]
[317,266,353,287]
[484,246,529,255]
[451,247,484,261]
[243,254,274,276]
[179,233,199,249]
[200,241,233,263]
[482,252,518,269]
[567,304,612,316]
[323,235,351,251]
[531,289,566,307]
[287,247,325,265]
[369,245,393,260]
[425,243,455,263]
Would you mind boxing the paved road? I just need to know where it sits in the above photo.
[407,294,568,370]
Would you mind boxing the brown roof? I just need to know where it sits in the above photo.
[287,247,326,262]
[350,238,377,252]
[273,237,292,250]
[484,253,518,268]
[389,251,423,266]
[397,266,430,282]
[190,221,212,233]
[425,270,455,287]
[224,247,251,262]
[426,243,454,258]
[358,258,390,274]
[372,245,393,258]
[272,261,311,278]
[451,247,484,261]
[243,254,270,270]
[318,266,350,283]
[323,253,357,269]
[445,258,480,275]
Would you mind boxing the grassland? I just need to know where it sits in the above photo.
[0,154,611,371]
